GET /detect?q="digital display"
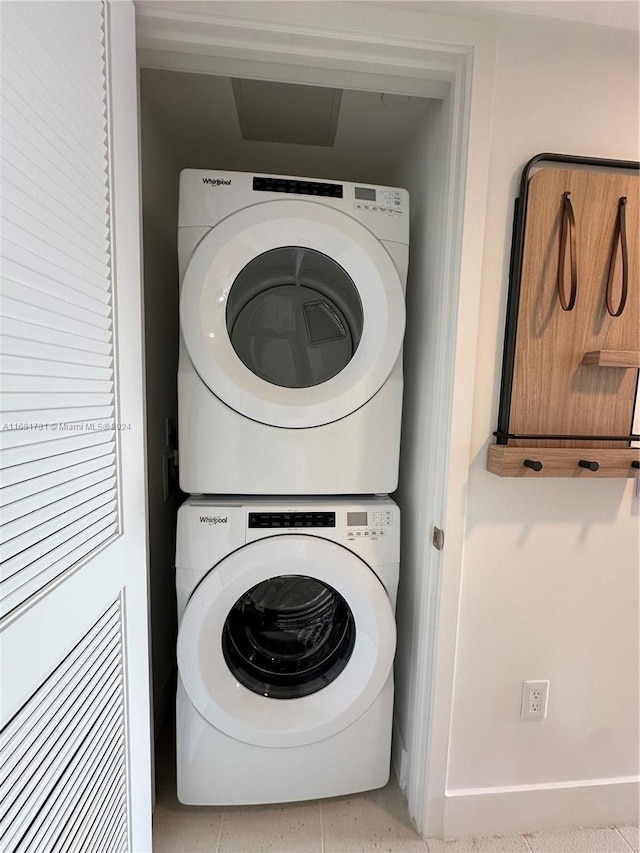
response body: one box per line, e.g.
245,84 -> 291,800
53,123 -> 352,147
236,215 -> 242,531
354,187 -> 376,201
347,512 -> 368,527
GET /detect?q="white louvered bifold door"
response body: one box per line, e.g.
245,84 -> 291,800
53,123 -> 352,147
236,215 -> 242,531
0,0 -> 118,616
0,602 -> 128,852
0,3 -> 152,851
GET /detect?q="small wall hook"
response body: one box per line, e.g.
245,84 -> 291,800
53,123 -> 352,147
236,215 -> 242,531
523,459 -> 543,471
606,196 -> 628,317
557,191 -> 577,311
631,460 -> 640,470
578,459 -> 600,471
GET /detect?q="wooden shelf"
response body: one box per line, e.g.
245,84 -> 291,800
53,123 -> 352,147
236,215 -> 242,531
582,350 -> 640,368
498,165 -> 639,455
492,159 -> 639,481
487,445 -> 640,478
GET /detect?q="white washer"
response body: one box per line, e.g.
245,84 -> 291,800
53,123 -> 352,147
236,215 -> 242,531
176,496 -> 399,805
178,170 -> 409,495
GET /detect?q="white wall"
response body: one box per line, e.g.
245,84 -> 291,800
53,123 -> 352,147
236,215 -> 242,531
139,99 -> 181,735
443,12 -> 639,836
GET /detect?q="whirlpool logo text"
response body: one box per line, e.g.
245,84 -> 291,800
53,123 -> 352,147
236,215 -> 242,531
199,516 -> 228,524
202,178 -> 231,186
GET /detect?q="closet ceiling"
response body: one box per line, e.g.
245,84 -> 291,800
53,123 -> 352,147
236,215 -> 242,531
140,69 -> 438,185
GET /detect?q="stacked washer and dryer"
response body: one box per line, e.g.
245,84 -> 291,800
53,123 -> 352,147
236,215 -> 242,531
175,170 -> 409,805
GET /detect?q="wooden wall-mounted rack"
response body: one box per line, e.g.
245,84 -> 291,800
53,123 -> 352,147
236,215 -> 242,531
489,153 -> 639,478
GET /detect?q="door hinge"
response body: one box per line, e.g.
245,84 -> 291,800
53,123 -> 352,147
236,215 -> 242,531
432,526 -> 445,551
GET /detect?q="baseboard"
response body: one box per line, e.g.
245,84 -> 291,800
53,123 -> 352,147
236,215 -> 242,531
443,777 -> 640,839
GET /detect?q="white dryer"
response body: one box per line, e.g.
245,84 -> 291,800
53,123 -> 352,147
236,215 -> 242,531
178,170 -> 409,495
176,496 -> 399,805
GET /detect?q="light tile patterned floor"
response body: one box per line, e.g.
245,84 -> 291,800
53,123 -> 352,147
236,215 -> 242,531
152,727 -> 639,853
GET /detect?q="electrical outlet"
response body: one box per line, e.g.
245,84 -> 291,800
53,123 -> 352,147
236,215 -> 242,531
520,680 -> 549,721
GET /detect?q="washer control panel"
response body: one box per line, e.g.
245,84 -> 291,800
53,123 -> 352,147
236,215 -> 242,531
346,508 -> 394,541
240,501 -> 399,554
354,185 -> 404,216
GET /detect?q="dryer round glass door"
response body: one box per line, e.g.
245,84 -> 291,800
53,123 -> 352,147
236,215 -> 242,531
226,248 -> 363,389
180,200 -> 405,428
176,535 -> 396,748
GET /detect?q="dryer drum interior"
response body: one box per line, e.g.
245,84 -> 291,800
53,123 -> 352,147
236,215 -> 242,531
222,574 -> 356,699
226,247 -> 364,389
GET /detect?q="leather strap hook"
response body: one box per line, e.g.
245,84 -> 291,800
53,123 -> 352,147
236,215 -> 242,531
557,191 -> 577,311
606,196 -> 628,318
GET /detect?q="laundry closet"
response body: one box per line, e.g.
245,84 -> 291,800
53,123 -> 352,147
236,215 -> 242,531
3,4 -> 636,846
138,58 -> 456,806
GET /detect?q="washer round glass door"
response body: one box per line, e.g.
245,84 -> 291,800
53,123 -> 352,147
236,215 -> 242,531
222,574 -> 356,699
180,200 -> 405,428
176,535 -> 396,748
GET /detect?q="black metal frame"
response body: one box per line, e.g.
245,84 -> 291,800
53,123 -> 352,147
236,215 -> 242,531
495,153 -> 640,446
494,432 -> 640,442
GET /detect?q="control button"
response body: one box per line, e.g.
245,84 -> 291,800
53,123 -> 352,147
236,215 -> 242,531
363,530 -> 370,537
355,531 -> 362,537
378,529 -> 386,536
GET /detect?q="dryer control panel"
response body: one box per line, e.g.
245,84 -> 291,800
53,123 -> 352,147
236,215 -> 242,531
249,512 -> 335,528
354,186 -> 405,217
178,170 -> 409,245
253,176 -> 342,198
